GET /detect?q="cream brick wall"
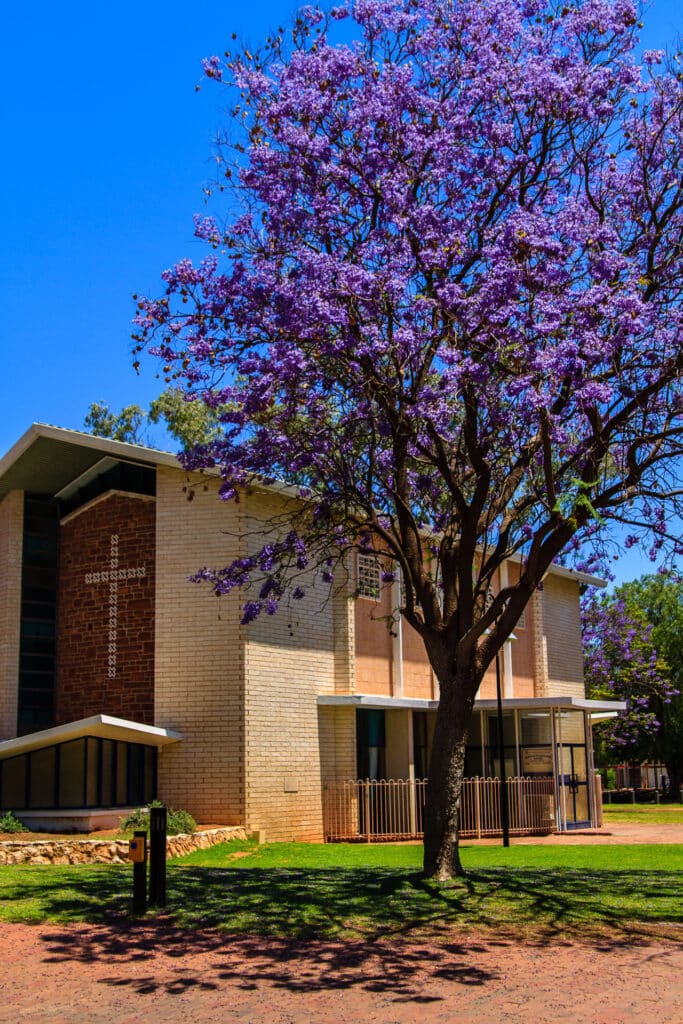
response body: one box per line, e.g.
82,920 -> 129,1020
543,575 -> 586,698
530,588 -> 550,698
154,467 -> 246,825
319,706 -> 356,782
0,491 -> 23,740
242,489 -> 337,842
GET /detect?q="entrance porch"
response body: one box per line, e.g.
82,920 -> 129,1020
318,695 -> 622,841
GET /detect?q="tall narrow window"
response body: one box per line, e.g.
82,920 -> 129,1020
357,554 -> 381,599
413,711 -> 428,779
356,709 -> 386,780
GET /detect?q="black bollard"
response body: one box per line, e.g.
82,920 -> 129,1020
130,830 -> 147,914
149,805 -> 167,907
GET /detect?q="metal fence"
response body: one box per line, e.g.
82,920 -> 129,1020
323,776 -> 556,842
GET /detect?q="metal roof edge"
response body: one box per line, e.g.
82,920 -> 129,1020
0,714 -> 182,760
318,694 -> 626,713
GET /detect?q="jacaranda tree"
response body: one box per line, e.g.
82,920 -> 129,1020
135,0 -> 683,878
583,575 -> 683,793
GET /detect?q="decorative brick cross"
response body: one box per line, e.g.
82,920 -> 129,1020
84,534 -> 146,678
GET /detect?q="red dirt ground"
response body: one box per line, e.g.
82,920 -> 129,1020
1,821 -> 681,1023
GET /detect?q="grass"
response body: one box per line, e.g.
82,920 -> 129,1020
0,840 -> 681,943
602,803 -> 683,824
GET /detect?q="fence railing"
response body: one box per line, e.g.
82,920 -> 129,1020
323,776 -> 556,842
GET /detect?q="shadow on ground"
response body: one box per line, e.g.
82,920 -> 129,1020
36,922 -> 503,1002
1,863 -> 681,1002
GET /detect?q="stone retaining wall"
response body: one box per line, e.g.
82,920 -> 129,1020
0,825 -> 247,866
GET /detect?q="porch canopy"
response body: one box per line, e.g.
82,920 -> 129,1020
317,694 -> 625,716
0,715 -> 181,816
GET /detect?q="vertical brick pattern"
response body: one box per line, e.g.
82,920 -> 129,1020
243,491 -> 336,842
0,491 -> 23,739
543,575 -> 586,697
332,569 -> 356,695
56,492 -> 155,725
530,588 -> 550,698
154,467 -> 246,827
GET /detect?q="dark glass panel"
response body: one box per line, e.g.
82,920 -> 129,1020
1,756 -> 27,810
58,740 -> 86,808
29,748 -> 56,808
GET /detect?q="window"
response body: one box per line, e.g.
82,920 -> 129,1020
357,554 -> 381,600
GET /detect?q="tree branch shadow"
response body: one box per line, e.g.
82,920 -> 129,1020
2,862 -> 681,1001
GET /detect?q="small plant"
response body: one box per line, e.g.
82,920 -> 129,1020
119,802 -> 197,836
167,808 -> 197,836
0,811 -> 28,834
118,806 -> 151,832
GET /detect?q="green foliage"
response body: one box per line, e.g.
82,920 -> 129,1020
166,808 -> 197,836
617,574 -> 683,792
84,401 -> 146,444
148,387 -> 223,449
84,389 -> 222,451
119,802 -> 197,837
0,811 -> 28,833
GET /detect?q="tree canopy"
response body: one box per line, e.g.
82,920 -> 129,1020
584,574 -> 683,793
84,390 -> 223,450
134,0 -> 683,877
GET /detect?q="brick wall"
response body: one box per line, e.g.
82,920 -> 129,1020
354,589 -> 393,695
319,706 -> 356,781
56,491 -> 155,725
543,575 -> 586,698
154,466 -> 246,827
402,620 -> 435,699
0,491 -> 23,739
242,489 -> 337,842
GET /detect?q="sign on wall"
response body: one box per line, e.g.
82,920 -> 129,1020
521,747 -> 554,774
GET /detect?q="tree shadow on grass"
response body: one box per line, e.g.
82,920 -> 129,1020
2,863 -> 681,1001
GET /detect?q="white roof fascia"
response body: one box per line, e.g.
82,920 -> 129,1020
317,695 -> 439,711
0,715 -> 182,760
317,694 -> 626,714
30,423 -> 180,468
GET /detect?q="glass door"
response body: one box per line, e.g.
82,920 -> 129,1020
557,711 -> 590,828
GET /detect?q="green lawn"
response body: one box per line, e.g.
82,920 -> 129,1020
602,803 -> 683,824
0,840 -> 681,943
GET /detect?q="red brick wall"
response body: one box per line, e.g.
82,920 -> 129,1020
56,492 -> 155,725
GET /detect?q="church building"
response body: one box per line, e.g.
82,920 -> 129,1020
0,424 -> 622,840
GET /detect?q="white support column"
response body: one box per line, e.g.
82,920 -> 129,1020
391,574 -> 403,698
408,710 -> 417,834
500,561 -> 514,698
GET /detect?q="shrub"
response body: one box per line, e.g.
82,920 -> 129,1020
119,802 -> 197,836
167,808 -> 197,835
0,811 -> 28,833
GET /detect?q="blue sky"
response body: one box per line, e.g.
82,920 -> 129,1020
1,0 -> 680,586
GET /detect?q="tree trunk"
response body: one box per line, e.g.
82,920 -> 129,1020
422,670 -> 477,880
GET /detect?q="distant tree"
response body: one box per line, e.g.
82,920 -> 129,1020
84,401 -> 146,444
135,0 -> 683,878
583,575 -> 682,794
84,389 -> 221,450
148,388 -> 223,449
